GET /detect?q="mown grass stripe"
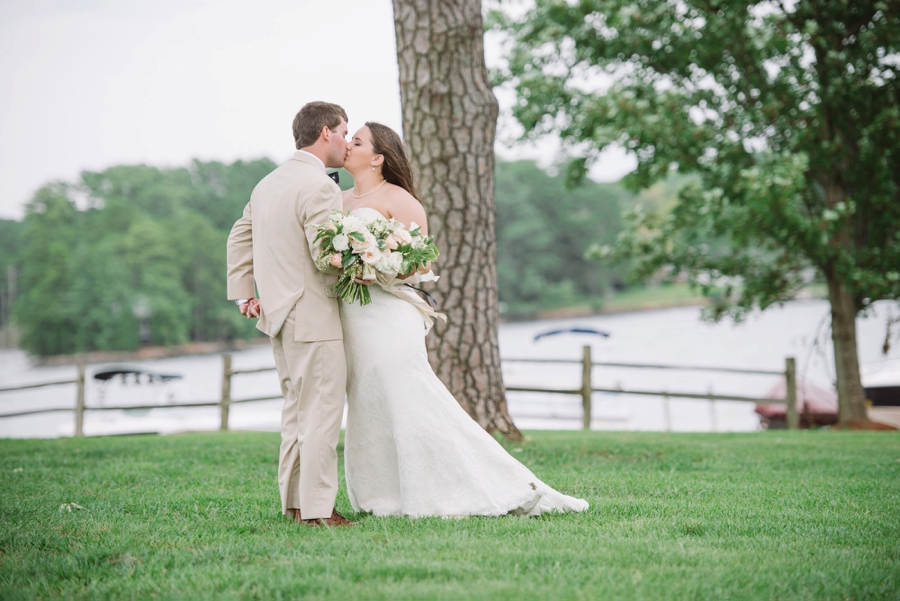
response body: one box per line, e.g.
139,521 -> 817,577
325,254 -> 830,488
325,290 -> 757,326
0,430 -> 897,600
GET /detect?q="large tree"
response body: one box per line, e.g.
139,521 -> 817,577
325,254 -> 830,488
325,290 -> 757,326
497,0 -> 900,425
393,0 -> 521,439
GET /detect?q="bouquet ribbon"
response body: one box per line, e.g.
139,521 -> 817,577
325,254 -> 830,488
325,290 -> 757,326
375,272 -> 447,333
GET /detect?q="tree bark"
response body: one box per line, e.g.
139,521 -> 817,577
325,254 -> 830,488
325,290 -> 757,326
818,168 -> 869,424
392,0 -> 521,440
825,268 -> 869,423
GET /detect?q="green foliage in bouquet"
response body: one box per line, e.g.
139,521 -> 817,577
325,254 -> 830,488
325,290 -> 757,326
314,211 -> 439,306
313,216 -> 371,305
395,223 -> 440,277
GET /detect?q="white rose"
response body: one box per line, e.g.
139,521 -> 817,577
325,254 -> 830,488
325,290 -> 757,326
388,252 -> 404,273
375,251 -> 402,274
361,248 -> 382,265
332,233 -> 350,251
384,233 -> 401,250
341,215 -> 364,232
375,255 -> 393,273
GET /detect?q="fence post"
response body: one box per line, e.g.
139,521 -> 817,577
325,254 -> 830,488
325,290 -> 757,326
220,354 -> 232,431
581,345 -> 592,431
785,357 -> 798,430
663,392 -> 672,432
708,386 -> 717,432
74,361 -> 85,437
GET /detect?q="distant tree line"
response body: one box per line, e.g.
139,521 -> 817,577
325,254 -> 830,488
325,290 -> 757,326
1,158 -> 636,356
495,160 -> 627,315
3,159 -> 277,355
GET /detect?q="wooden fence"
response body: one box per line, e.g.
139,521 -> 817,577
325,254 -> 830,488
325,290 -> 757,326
0,348 -> 798,436
504,346 -> 798,430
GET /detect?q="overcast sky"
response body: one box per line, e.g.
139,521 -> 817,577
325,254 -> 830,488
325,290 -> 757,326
0,0 -> 635,220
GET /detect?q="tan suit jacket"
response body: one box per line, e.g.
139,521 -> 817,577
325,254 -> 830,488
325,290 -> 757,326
227,151 -> 347,518
226,152 -> 342,341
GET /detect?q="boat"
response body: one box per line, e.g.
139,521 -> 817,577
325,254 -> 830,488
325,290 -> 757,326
755,378 -> 838,428
90,365 -> 185,409
93,367 -> 182,384
754,360 -> 900,429
862,359 -> 900,428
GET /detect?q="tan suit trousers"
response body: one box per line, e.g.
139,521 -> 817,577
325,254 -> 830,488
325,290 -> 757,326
271,305 -> 347,520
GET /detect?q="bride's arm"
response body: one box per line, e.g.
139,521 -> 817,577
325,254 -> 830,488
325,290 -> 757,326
386,192 -> 436,278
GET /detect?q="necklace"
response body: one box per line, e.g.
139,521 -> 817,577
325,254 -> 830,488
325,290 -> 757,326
351,178 -> 387,198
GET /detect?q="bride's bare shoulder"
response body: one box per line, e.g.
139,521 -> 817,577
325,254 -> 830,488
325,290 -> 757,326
384,184 -> 422,210
383,184 -> 427,230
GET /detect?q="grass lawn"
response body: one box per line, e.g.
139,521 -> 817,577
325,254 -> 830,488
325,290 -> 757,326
1,430 -> 898,600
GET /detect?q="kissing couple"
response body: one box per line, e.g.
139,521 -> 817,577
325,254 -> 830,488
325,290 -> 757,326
226,101 -> 588,526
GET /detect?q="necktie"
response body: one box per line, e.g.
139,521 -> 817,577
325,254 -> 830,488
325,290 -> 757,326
328,171 -> 340,185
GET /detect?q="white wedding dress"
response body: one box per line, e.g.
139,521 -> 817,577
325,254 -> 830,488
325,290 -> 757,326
340,207 -> 589,518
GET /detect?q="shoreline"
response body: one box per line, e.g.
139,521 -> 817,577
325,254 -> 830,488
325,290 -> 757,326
18,292 -> 826,365
26,301 -> 705,366
32,337 -> 271,367
500,297 -> 709,323
505,284 -> 828,322
533,298 -> 708,321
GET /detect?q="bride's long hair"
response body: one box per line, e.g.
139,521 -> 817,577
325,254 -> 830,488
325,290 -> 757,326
366,122 -> 420,201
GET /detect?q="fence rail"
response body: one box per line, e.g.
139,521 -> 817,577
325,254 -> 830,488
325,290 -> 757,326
0,349 -> 798,436
504,347 -> 798,430
504,357 -> 784,376
0,379 -> 80,393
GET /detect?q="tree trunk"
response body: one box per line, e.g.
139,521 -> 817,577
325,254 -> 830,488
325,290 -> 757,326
825,268 -> 869,423
392,0 -> 521,440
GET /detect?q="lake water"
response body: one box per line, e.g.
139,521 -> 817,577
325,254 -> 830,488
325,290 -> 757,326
2,299 -> 898,438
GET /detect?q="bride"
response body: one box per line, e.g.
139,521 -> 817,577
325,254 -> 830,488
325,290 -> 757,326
339,122 -> 588,518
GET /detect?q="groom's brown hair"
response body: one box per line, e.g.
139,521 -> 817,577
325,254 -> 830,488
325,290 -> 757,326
293,102 -> 348,149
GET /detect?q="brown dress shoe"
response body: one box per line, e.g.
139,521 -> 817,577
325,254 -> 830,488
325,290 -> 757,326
303,509 -> 357,527
291,508 -> 302,523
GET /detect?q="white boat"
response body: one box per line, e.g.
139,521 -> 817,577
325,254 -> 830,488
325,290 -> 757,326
862,359 -> 900,428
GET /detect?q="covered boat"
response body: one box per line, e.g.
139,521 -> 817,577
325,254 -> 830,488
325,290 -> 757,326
755,378 -> 839,428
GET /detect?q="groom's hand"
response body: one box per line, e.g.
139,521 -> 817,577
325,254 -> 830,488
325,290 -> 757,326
239,298 -> 261,318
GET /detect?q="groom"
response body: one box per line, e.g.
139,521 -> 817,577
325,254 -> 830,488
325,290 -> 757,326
226,101 -> 353,527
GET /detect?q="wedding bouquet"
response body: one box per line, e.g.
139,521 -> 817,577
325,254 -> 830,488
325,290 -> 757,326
313,210 -> 440,305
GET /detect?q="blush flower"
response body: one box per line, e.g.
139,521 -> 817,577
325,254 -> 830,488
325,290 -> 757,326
395,228 -> 413,245
351,232 -> 377,252
361,248 -> 383,265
